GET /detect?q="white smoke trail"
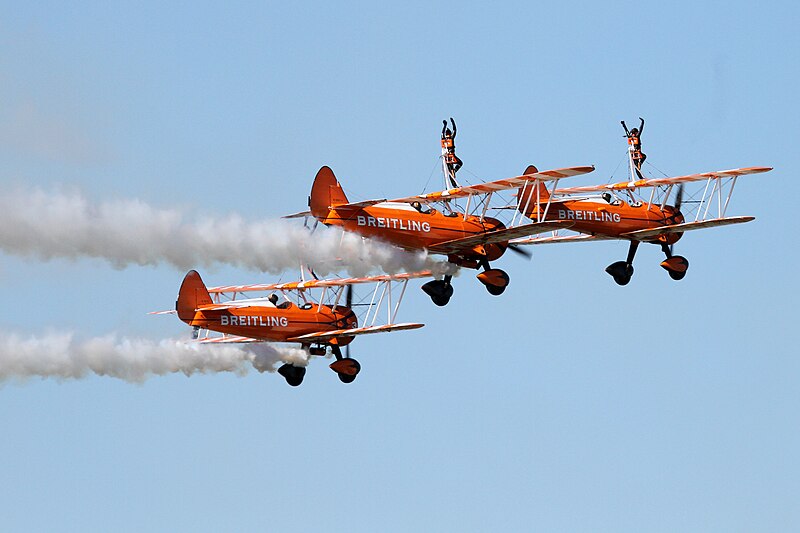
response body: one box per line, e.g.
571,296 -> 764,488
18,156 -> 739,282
0,332 -> 310,384
0,186 -> 454,277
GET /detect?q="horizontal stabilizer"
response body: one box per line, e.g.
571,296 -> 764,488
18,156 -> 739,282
283,210 -> 312,219
429,221 -> 574,255
621,216 -> 755,240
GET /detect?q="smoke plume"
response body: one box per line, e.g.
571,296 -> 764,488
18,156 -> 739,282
0,186 -> 453,277
0,332 -> 310,384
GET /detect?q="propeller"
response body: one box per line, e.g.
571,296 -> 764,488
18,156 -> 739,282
668,183 -> 684,256
508,243 -> 533,259
345,284 -> 353,359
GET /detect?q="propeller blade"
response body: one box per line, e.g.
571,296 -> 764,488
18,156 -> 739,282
346,284 -> 353,308
674,183 -> 684,212
345,343 -> 350,359
508,243 -> 533,259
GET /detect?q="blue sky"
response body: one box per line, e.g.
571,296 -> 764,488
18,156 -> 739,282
1,1 -> 798,531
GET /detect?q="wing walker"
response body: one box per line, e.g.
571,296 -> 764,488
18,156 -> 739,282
156,117 -> 770,385
511,119 -> 771,284
289,131 -> 594,305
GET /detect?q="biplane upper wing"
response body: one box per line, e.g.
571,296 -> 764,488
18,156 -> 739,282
389,166 -> 596,205
553,167 -> 772,195
428,221 -> 574,255
288,323 -> 424,342
207,271 -> 433,294
621,216 -> 755,240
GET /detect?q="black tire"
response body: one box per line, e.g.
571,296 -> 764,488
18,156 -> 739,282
613,274 -> 631,286
668,269 -> 686,281
285,366 -> 306,387
486,284 -> 506,296
431,294 -> 451,306
338,372 -> 357,384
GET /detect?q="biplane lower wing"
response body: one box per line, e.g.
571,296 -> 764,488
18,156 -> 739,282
512,233 -> 617,245
429,221 -> 574,254
288,323 -> 425,342
196,335 -> 261,344
621,216 -> 755,240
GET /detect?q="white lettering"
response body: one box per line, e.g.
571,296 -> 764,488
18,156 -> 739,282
377,218 -> 386,228
367,216 -> 376,227
558,209 -> 566,219
221,315 -> 229,326
422,222 -> 431,232
357,215 -> 366,226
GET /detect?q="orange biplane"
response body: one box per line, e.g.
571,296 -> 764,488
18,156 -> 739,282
511,145 -> 772,284
154,269 -> 429,386
288,164 -> 594,305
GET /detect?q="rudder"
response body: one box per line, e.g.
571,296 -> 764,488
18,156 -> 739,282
517,165 -> 549,215
176,270 -> 212,323
309,166 -> 349,219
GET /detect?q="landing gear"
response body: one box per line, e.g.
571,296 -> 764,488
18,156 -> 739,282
277,363 -> 306,387
329,345 -> 361,384
660,243 -> 689,281
421,275 -> 454,306
605,241 -> 639,285
476,260 -> 510,296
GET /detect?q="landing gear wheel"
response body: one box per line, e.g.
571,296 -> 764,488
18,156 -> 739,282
605,261 -> 634,286
338,372 -> 357,384
277,363 -> 306,387
421,279 -> 453,306
660,256 -> 689,281
486,284 -> 506,296
668,269 -> 686,281
476,268 -> 509,296
329,357 -> 361,384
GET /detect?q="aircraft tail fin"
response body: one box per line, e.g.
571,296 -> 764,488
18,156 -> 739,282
176,270 -> 213,323
309,166 -> 349,219
517,165 -> 550,215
